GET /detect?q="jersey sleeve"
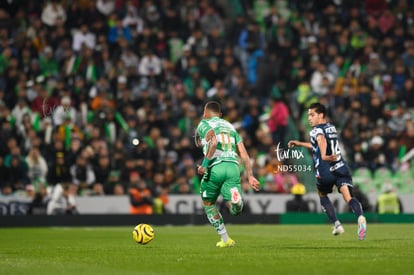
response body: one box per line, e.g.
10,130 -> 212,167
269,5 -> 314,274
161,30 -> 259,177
196,121 -> 209,156
310,127 -> 324,140
197,120 -> 209,138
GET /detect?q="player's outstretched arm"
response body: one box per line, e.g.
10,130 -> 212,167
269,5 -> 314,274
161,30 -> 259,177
237,142 -> 260,191
287,140 -> 312,149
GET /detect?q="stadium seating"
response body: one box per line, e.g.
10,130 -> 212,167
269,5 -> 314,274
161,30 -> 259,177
353,167 -> 373,194
392,169 -> 414,194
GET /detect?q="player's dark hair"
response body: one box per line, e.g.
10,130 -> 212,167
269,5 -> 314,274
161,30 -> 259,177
309,102 -> 327,117
205,101 -> 221,113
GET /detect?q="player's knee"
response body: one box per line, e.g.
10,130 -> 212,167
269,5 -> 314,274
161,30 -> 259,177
203,200 -> 214,206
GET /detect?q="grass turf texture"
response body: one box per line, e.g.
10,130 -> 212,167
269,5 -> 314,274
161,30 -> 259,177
1,224 -> 414,275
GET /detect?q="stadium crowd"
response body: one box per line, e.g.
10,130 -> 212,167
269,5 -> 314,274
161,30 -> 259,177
0,0 -> 414,213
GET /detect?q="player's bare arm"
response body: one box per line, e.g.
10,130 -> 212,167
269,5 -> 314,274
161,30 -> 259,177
237,142 -> 260,191
316,134 -> 337,162
197,129 -> 217,175
287,140 -> 312,149
204,129 -> 218,159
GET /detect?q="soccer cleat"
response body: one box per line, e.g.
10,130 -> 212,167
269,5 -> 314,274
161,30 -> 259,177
216,238 -> 235,248
358,215 -> 367,240
230,188 -> 241,205
332,225 -> 345,236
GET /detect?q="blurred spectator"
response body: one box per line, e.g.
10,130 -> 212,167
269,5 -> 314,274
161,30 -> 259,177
108,18 -> 132,45
237,21 -> 265,79
267,95 -> 289,146
90,182 -> 105,196
93,154 -> 112,193
72,24 -> 96,52
204,57 -> 223,87
52,96 -> 77,127
378,9 -> 395,37
96,0 -> 115,17
47,151 -> 71,185
46,183 -> 78,215
122,2 -> 144,38
263,173 -> 277,193
56,117 -> 84,149
310,63 -> 334,97
375,184 -> 403,214
119,157 -> 139,186
128,172 -> 153,215
184,165 -> 199,194
200,5 -> 224,35
4,147 -> 29,191
401,40 -> 414,70
274,168 -> 299,194
41,0 -> 66,28
365,0 -> 387,17
31,85 -> 59,119
25,147 -> 48,184
365,52 -> 387,81
63,137 -> 81,168
11,97 -> 31,132
241,174 -> 256,194
26,184 -> 48,215
39,46 -> 58,78
171,176 -> 191,194
70,155 -> 96,194
112,182 -> 125,195
120,47 -> 139,77
285,183 -> 310,212
385,138 -> 401,171
175,45 -> 193,78
141,0 -> 161,30
334,71 -> 358,109
365,136 -> 387,172
138,50 -> 163,84
0,184 -> 14,197
184,66 -> 210,97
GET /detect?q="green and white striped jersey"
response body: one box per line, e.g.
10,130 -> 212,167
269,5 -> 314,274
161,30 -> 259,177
196,116 -> 241,167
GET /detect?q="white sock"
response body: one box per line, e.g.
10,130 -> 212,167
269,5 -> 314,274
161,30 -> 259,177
218,225 -> 229,242
220,232 -> 229,242
334,220 -> 341,227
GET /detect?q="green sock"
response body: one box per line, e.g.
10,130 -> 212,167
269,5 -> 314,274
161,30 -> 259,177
203,204 -> 228,241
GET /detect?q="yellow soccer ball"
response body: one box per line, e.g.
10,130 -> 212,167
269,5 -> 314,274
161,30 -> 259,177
132,224 -> 155,245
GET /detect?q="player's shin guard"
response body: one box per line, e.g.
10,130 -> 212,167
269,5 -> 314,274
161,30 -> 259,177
203,204 -> 227,235
349,198 -> 363,217
320,196 -> 339,224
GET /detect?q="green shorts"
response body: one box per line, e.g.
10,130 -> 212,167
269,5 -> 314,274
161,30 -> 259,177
200,161 -> 242,202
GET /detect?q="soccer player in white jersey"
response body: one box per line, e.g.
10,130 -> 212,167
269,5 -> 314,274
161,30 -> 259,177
196,101 -> 260,247
288,102 -> 367,240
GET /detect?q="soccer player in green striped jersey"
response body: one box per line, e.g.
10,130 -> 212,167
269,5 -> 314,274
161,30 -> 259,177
196,101 -> 260,248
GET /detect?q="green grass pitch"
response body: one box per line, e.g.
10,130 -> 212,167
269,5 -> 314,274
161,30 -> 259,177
1,224 -> 414,275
